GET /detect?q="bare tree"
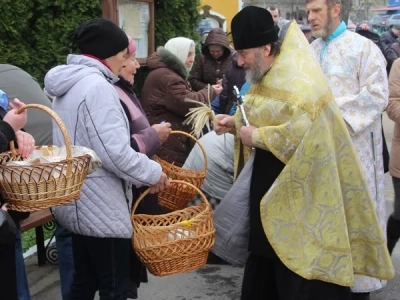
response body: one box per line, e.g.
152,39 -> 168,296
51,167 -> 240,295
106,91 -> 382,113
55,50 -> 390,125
341,0 -> 353,24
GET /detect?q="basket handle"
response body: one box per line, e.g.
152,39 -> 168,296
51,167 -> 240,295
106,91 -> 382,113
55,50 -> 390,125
132,180 -> 211,214
8,140 -> 19,158
169,131 -> 208,173
14,104 -> 73,175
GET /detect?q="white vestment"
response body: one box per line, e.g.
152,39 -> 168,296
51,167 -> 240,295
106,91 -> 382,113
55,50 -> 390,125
311,29 -> 388,293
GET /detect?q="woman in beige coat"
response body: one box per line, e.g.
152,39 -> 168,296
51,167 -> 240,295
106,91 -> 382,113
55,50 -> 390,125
386,58 -> 400,254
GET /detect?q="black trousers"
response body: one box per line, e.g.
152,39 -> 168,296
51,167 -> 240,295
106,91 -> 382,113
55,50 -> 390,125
241,253 -> 352,300
0,243 -> 18,300
69,233 -> 131,300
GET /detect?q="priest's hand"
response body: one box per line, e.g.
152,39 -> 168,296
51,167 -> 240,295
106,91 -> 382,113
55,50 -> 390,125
240,125 -> 256,148
213,114 -> 234,135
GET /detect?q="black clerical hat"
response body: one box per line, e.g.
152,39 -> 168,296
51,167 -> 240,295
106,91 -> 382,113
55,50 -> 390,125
231,6 -> 278,50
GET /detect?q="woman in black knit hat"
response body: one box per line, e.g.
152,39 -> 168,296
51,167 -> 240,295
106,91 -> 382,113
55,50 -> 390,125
44,18 -> 168,300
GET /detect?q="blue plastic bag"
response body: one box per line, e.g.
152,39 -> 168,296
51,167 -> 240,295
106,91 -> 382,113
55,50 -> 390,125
0,90 -> 10,111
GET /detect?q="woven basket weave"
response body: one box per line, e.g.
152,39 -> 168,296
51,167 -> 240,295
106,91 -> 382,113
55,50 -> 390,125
132,180 -> 215,276
0,104 -> 92,212
155,131 -> 207,211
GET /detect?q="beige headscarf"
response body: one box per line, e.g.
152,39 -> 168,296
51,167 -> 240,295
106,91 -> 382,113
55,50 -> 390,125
164,37 -> 196,71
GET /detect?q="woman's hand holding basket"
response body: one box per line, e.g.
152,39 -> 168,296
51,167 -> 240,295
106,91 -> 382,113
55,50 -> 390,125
15,131 -> 35,159
3,99 -> 27,132
149,172 -> 170,194
0,103 -> 94,212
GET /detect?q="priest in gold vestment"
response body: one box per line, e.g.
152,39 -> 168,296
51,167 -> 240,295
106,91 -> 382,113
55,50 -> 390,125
213,6 -> 394,300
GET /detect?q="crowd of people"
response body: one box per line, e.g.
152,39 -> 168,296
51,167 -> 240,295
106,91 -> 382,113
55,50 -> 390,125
1,0 -> 400,299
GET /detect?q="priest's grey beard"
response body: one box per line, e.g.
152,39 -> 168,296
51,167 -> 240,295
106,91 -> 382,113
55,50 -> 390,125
245,49 -> 270,84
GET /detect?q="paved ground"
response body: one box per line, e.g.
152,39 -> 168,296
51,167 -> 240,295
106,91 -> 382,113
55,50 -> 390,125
27,115 -> 400,300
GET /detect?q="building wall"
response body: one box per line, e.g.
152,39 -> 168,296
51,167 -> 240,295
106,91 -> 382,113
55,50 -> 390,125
243,0 -> 308,22
200,0 -> 241,32
198,0 -> 310,33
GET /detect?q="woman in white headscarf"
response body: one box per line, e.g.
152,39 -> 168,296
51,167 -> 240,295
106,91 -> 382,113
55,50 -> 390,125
141,37 -> 222,166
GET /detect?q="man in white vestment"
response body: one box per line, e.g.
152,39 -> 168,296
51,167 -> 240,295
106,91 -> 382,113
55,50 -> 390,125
307,0 -> 389,299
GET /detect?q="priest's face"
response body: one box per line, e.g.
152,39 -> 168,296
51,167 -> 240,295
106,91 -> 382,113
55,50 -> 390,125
237,46 -> 273,84
307,0 -> 340,39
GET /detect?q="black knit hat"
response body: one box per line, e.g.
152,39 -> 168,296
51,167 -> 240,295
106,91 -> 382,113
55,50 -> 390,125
71,18 -> 129,59
231,6 -> 278,50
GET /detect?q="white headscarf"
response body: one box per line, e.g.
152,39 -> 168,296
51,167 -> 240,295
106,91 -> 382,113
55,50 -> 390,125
164,37 -> 196,71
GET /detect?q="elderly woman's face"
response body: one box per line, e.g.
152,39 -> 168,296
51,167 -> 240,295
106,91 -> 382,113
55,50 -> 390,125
106,48 -> 130,76
209,46 -> 224,59
120,52 -> 140,84
186,48 -> 196,69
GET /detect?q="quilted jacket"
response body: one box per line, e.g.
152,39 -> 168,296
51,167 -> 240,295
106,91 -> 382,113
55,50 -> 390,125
44,55 -> 162,238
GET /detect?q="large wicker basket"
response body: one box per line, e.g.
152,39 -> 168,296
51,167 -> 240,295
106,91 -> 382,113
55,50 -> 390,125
155,131 -> 207,211
0,104 -> 92,212
132,180 -> 215,276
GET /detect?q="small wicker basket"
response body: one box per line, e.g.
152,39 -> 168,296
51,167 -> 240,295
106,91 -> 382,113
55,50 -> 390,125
132,180 -> 215,277
0,104 -> 92,212
155,131 -> 207,211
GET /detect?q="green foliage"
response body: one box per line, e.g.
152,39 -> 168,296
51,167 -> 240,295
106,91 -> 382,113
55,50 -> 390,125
28,0 -> 102,82
0,0 -> 102,85
0,0 -> 35,72
0,0 -> 201,92
154,0 -> 201,47
134,0 -> 202,95
22,227 -> 55,253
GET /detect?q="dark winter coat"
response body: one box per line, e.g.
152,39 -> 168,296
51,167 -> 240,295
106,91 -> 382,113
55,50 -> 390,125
381,29 -> 398,48
141,47 -> 216,167
0,119 -> 18,300
386,42 -> 400,74
115,79 -> 160,158
189,28 -> 232,91
219,52 -> 246,114
275,24 -> 280,35
115,78 -> 161,298
0,118 -> 16,212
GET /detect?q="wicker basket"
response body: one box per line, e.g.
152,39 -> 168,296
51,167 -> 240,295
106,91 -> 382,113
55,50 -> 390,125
155,131 -> 207,211
0,104 -> 92,212
132,180 -> 215,276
